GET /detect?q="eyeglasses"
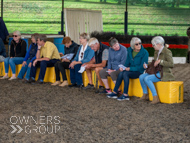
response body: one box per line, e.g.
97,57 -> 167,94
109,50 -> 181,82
135,43 -> 141,46
80,52 -> 84,59
13,35 -> 18,37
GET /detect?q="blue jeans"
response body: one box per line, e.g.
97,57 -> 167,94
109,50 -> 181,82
4,57 -> 24,74
139,73 -> 161,96
70,64 -> 83,85
30,59 -> 60,81
17,59 -> 31,80
113,71 -> 141,94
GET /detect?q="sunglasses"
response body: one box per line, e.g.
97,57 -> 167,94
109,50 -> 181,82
13,35 -> 18,37
135,43 -> 141,46
80,52 -> 84,59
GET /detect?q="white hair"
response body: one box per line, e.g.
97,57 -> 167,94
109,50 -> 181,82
151,36 -> 165,46
130,37 -> 141,49
13,31 -> 21,36
88,37 -> 99,46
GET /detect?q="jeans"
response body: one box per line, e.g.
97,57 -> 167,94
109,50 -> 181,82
113,71 -> 141,94
4,57 -> 24,74
17,59 -> 31,80
69,64 -> 83,85
139,73 -> 161,96
54,61 -> 70,81
30,59 -> 60,81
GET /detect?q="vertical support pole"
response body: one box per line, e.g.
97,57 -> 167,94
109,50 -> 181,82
124,0 -> 128,35
1,0 -> 3,19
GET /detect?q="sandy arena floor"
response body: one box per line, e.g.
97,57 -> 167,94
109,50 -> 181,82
0,64 -> 190,143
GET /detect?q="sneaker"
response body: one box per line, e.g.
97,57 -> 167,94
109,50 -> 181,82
68,83 -> 77,87
8,77 -> 17,80
107,92 -> 118,99
99,88 -> 112,94
117,94 -> 130,101
83,83 -> 94,90
95,85 -> 105,93
75,84 -> 84,88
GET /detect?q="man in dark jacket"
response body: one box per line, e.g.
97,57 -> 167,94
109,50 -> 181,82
82,37 -> 109,90
0,38 -> 6,62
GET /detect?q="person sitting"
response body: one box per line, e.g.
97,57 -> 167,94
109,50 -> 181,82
139,36 -> 175,104
0,38 -> 6,62
1,31 -> 26,80
107,37 -> 149,101
69,32 -> 94,88
51,36 -> 79,87
82,37 -> 109,90
29,34 -> 60,84
99,37 -> 127,94
17,33 -> 39,81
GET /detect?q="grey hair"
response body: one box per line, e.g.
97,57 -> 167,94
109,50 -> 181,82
109,37 -> 118,47
88,37 -> 99,46
80,32 -> 90,41
151,36 -> 165,46
130,37 -> 141,49
13,31 -> 21,36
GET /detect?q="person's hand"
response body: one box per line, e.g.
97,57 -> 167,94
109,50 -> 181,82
119,67 -> 123,72
61,58 -> 65,62
38,45 -> 41,49
143,63 -> 148,69
125,67 -> 130,71
108,69 -> 115,75
22,61 -> 27,67
82,63 -> 87,67
59,53 -> 64,57
154,59 -> 160,67
33,59 -> 38,67
85,64 -> 93,69
69,61 -> 75,69
28,62 -> 32,67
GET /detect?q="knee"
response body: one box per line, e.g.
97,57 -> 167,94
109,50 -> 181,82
40,61 -> 47,68
94,67 -> 101,74
4,58 -> 9,63
139,74 -> 144,81
99,69 -> 106,78
144,76 -> 150,84
9,58 -> 15,64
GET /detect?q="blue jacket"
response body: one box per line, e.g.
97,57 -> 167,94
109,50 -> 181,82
0,38 -> 6,57
124,45 -> 149,74
0,17 -> 9,41
23,43 -> 38,63
73,45 -> 94,64
107,44 -> 127,70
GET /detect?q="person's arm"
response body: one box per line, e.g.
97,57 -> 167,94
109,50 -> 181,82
10,41 -> 14,57
0,38 -> 4,53
107,48 -> 111,70
159,49 -> 174,68
115,47 -> 127,71
130,51 -> 149,72
23,44 -> 32,61
15,40 -> 26,57
36,45 -> 41,59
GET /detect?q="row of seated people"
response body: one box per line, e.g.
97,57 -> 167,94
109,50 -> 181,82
0,31 -> 175,104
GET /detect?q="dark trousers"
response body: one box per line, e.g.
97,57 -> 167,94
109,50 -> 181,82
113,71 -> 141,94
30,59 -> 60,81
54,61 -> 70,81
69,64 -> 83,85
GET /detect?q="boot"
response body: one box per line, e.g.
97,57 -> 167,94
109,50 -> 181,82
151,96 -> 160,104
59,81 -> 68,87
51,81 -> 61,86
139,93 -> 149,100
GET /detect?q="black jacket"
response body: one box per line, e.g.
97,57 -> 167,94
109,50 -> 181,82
10,39 -> 27,57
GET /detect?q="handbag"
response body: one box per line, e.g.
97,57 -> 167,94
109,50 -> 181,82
145,60 -> 163,79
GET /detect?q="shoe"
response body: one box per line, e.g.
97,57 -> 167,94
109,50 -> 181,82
151,96 -> 160,104
117,94 -> 130,101
27,78 -> 35,83
8,77 -> 17,80
99,88 -> 112,94
75,84 -> 84,88
51,81 -> 61,86
139,93 -> 149,100
68,83 -> 77,87
107,92 -> 118,99
0,75 -> 9,79
59,81 -> 68,87
83,83 -> 94,90
118,90 -> 122,95
32,80 -> 43,85
95,85 -> 104,93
